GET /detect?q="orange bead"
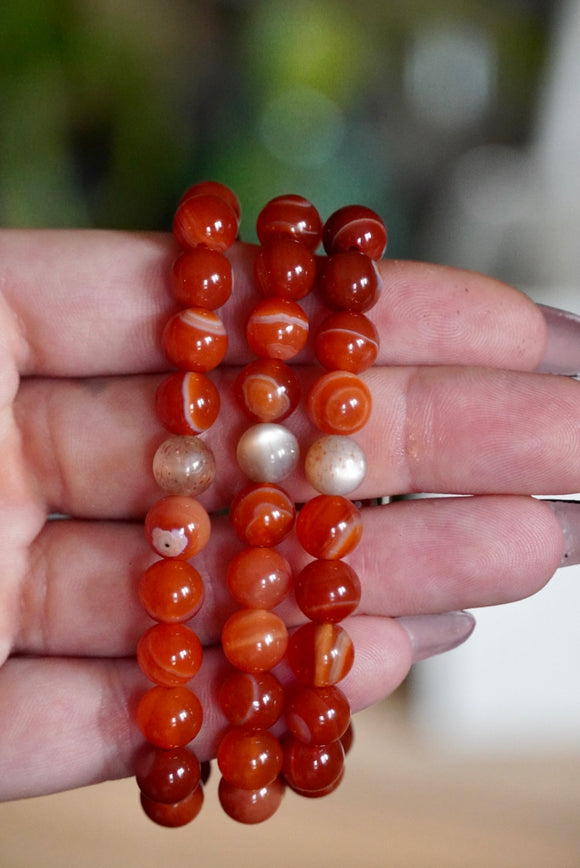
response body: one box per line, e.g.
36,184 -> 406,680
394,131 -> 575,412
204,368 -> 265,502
136,685 -> 203,748
155,371 -> 220,435
162,308 -> 227,372
218,777 -> 285,824
296,495 -> 362,559
226,546 -> 292,609
286,622 -> 354,686
285,683 -> 350,744
139,559 -> 204,623
314,311 -> 379,373
230,483 -> 295,547
246,298 -> 308,360
234,358 -> 300,422
217,728 -> 283,789
178,180 -> 241,221
145,496 -> 211,559
294,559 -> 361,622
173,193 -> 238,251
140,784 -> 204,827
254,237 -> 316,300
137,623 -> 203,686
172,248 -> 233,309
256,194 -> 322,250
307,370 -> 372,435
222,608 -> 288,672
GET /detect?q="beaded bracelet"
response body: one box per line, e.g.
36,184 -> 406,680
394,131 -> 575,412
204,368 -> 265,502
134,183 -> 386,827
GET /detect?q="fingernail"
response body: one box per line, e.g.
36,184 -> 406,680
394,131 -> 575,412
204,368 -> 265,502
544,499 -> 580,566
536,304 -> 580,375
396,611 -> 476,662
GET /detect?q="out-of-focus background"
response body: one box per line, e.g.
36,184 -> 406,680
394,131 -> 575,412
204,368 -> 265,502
1,1 -> 580,865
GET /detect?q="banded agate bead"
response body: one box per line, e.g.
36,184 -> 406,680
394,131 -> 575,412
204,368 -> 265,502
282,735 -> 345,793
137,623 -> 203,686
318,250 -> 381,313
178,180 -> 241,221
173,193 -> 238,252
172,248 -> 232,310
294,559 -> 361,623
135,745 -> 201,804
236,423 -> 299,483
296,495 -> 362,560
136,685 -> 203,748
286,622 -> 355,686
314,311 -> 379,373
217,728 -> 283,789
138,559 -> 204,623
254,237 -> 316,300
304,435 -> 367,496
140,785 -> 204,828
230,483 -> 295,547
218,777 -> 285,824
285,683 -> 351,745
155,371 -> 220,435
153,435 -> 216,496
307,370 -> 372,435
322,204 -> 387,260
234,358 -> 300,422
256,194 -> 322,250
221,608 -> 288,672
162,308 -> 227,372
246,298 -> 308,360
145,495 -> 211,559
226,546 -> 292,610
218,670 -> 285,729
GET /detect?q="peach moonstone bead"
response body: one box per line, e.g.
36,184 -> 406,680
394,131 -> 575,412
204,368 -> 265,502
153,435 -> 216,496
304,435 -> 367,496
236,423 -> 299,483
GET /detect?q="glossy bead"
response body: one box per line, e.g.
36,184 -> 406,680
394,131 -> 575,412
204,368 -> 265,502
217,728 -> 283,789
294,559 -> 361,623
137,623 -> 203,686
307,371 -> 372,435
296,495 -> 362,559
314,311 -> 379,373
285,683 -> 351,745
254,237 -> 316,300
236,423 -> 299,483
322,204 -> 387,260
256,194 -> 322,251
179,180 -> 241,221
289,767 -> 345,798
282,734 -> 345,793
230,483 -> 295,547
218,777 -> 285,824
173,193 -> 238,252
136,685 -> 203,748
172,248 -> 232,309
141,785 -> 204,827
226,546 -> 292,610
221,608 -> 288,672
135,745 -> 201,803
153,436 -> 216,497
162,308 -> 227,372
234,359 -> 300,422
145,495 -> 211,559
341,721 -> 354,755
155,371 -> 220,435
286,622 -> 355,686
305,435 -> 367,496
218,670 -> 285,729
318,251 -> 381,313
246,298 -> 308,360
139,559 -> 204,623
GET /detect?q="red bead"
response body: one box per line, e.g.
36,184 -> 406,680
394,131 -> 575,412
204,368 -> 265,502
139,560 -> 204,623
172,248 -> 233,309
173,194 -> 238,252
218,670 -> 285,729
254,237 -> 316,300
145,495 -> 211,559
307,370 -> 372,435
315,311 -> 379,373
221,608 -> 288,672
234,359 -> 300,422
227,546 -> 292,610
341,721 -> 355,755
218,777 -> 285,824
230,483 -> 295,547
296,495 -> 362,560
285,684 -> 351,745
246,298 -> 308,360
140,785 -> 204,827
282,734 -> 345,793
256,194 -> 322,251
294,559 -> 361,622
318,251 -> 381,312
286,622 -> 355,686
136,685 -> 203,748
135,745 -> 201,803
137,623 -> 203,686
323,204 -> 387,260
179,180 -> 241,221
155,371 -> 220,435
290,767 -> 345,798
162,308 -> 227,372
217,728 -> 283,789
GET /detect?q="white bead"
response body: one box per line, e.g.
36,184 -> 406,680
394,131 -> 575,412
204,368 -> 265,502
153,436 -> 216,496
236,423 -> 299,483
305,435 -> 367,495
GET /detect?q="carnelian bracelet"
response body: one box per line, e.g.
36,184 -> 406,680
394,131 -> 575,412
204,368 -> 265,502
134,183 -> 386,827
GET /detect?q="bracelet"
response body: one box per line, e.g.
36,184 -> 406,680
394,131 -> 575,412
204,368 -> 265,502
134,182 -> 386,827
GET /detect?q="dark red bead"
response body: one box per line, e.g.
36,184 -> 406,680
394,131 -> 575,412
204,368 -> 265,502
285,683 -> 351,745
178,180 -> 241,221
318,251 -> 381,312
282,734 -> 345,793
136,685 -> 203,748
218,776 -> 285,824
218,670 -> 285,729
135,745 -> 201,804
140,785 -> 204,827
173,194 -> 238,252
286,622 -> 354,686
314,311 -> 379,373
294,559 -> 361,622
323,204 -> 387,260
254,237 -> 317,300
256,195 -> 322,250
296,495 -> 362,560
172,248 -> 233,309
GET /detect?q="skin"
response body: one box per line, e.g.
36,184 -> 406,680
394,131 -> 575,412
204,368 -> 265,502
0,228 -> 576,800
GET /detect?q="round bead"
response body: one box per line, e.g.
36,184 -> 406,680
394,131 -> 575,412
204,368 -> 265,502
173,193 -> 238,252
254,237 -> 316,300
318,251 -> 381,313
218,670 -> 285,729
226,546 -> 292,610
323,204 -> 387,260
137,623 -> 203,686
305,435 -> 367,496
221,608 -> 288,672
282,734 -> 345,793
135,745 -> 201,804
341,721 -> 354,755
289,767 -> 345,799
136,685 -> 203,748
140,785 -> 204,828
246,298 -> 308,360
314,311 -> 379,373
296,495 -> 362,559
162,308 -> 227,372
307,371 -> 372,435
256,194 -> 322,251
139,559 -> 204,623
217,728 -> 283,789
294,559 -> 361,623
155,371 -> 220,435
230,483 -> 295,547
236,423 -> 299,483
218,777 -> 285,824
172,248 -> 233,309
285,683 -> 351,745
286,622 -> 355,686
179,180 -> 241,221
145,495 -> 211,559
153,436 -> 216,496
234,359 -> 300,422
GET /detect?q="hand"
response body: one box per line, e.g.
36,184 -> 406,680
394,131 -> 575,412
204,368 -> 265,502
0,228 -> 578,800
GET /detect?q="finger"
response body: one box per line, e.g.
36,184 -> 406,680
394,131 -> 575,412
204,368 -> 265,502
1,230 -> 547,377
